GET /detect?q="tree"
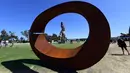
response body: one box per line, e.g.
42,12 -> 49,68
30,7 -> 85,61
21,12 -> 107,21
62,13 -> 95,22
51,33 -> 58,42
21,30 -> 29,41
9,31 -> 15,37
8,31 -> 18,42
44,33 -> 49,41
1,29 -> 9,40
0,36 -> 2,41
1,29 -> 8,36
44,33 -> 48,38
14,36 -> 18,41
9,31 -> 15,39
20,37 -> 25,43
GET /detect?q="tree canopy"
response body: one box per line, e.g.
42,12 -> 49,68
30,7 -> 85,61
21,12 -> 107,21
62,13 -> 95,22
21,30 -> 29,40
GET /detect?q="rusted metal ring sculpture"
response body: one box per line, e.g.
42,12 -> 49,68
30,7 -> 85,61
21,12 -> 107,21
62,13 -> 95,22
29,1 -> 110,70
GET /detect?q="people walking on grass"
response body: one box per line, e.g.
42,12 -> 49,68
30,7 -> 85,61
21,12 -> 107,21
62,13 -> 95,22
117,37 -> 130,55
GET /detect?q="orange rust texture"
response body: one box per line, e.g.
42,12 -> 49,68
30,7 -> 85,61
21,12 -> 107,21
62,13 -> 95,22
35,34 -> 82,58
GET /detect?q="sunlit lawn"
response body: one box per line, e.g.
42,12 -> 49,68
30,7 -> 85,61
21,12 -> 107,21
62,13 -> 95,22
0,42 -> 84,72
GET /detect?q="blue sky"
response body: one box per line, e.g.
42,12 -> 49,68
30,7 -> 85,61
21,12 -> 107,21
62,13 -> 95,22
0,0 -> 130,39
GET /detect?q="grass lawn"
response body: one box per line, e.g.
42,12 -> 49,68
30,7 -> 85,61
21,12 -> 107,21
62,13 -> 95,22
52,42 -> 84,49
0,42 -> 84,73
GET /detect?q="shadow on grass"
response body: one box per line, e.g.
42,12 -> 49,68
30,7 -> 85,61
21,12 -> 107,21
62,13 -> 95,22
1,59 -> 77,73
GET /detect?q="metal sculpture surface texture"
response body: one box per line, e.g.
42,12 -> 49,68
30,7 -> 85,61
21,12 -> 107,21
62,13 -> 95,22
29,1 -> 110,70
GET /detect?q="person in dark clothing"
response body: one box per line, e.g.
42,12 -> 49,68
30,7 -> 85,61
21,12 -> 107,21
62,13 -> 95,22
117,38 -> 130,55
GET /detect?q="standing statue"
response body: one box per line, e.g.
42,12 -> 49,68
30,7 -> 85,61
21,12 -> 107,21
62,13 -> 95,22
59,22 -> 66,43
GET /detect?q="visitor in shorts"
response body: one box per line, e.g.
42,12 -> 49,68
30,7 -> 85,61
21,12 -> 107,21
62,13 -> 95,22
117,37 -> 130,55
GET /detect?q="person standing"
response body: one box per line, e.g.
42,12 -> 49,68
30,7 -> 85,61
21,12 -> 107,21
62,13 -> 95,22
129,26 -> 130,46
117,37 -> 130,55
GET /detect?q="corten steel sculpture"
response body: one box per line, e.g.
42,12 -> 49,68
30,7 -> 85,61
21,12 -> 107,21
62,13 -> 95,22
29,1 -> 110,70
59,22 -> 66,43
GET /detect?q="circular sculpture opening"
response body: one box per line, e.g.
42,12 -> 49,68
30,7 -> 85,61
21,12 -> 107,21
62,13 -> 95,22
45,13 -> 89,49
29,1 -> 110,70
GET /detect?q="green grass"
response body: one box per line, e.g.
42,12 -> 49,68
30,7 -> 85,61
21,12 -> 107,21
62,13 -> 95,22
0,42 -> 84,72
0,43 -> 38,63
52,42 -> 84,49
0,42 -> 84,63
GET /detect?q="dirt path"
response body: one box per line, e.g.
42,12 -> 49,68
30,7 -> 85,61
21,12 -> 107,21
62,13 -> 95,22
78,42 -> 130,73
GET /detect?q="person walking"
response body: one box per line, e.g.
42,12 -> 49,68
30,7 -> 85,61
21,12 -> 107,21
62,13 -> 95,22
117,37 -> 130,55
